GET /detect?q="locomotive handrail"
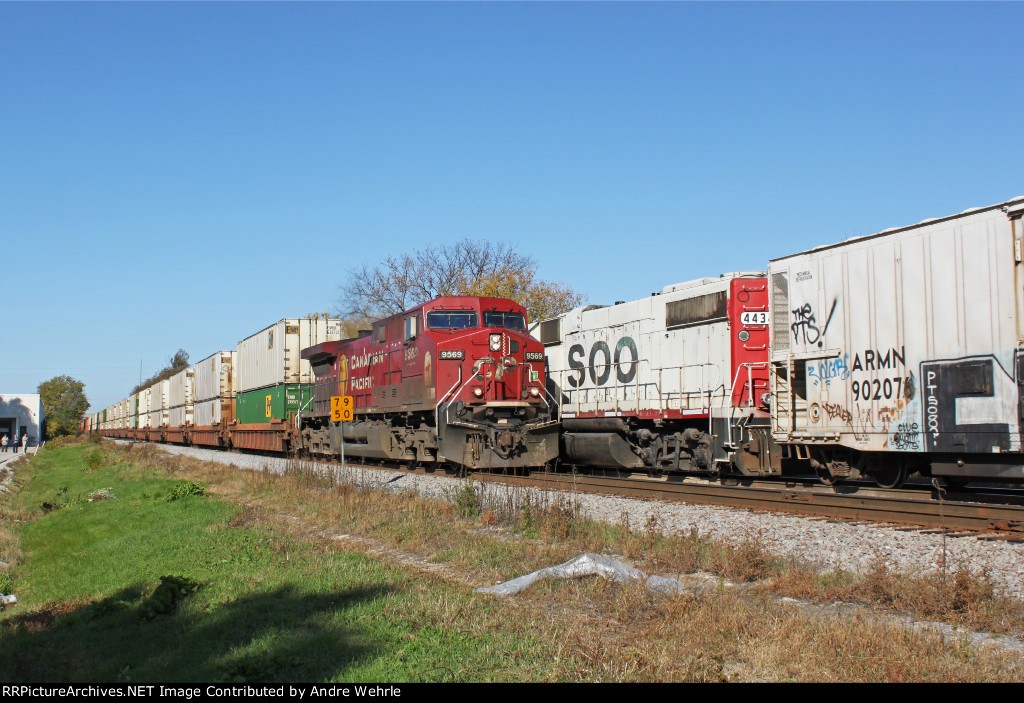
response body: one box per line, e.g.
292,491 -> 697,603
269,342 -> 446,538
729,361 -> 769,408
435,365 -> 467,460
524,363 -> 561,415
551,357 -> 728,416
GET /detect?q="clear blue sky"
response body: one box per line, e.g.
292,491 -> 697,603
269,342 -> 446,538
2,2 -> 1021,412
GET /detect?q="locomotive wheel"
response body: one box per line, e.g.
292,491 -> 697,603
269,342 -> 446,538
809,453 -> 837,486
814,464 -> 837,486
871,462 -> 908,489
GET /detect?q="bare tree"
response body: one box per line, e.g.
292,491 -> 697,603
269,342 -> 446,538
338,240 -> 584,324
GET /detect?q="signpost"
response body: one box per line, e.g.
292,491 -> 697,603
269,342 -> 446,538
331,396 -> 353,469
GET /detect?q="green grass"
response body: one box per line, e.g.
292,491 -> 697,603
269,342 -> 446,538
0,445 -> 548,683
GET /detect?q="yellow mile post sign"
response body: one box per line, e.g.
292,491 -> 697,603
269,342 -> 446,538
331,396 -> 353,422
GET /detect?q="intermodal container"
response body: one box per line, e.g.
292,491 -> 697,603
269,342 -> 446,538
234,385 -> 314,424
194,351 -> 236,401
236,318 -> 342,393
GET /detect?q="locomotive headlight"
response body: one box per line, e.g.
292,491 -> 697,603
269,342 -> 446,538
472,387 -> 485,398
528,387 -> 541,397
489,333 -> 502,352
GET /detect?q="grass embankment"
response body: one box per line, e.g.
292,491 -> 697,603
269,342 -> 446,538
1,438 -> 1023,682
0,440 -> 548,682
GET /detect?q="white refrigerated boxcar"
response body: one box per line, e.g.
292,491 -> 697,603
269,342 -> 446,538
768,196 -> 1024,486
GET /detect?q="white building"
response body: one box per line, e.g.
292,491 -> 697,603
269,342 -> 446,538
0,394 -> 45,447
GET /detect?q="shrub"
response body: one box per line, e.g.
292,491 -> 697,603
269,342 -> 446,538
166,481 -> 207,502
453,482 -> 481,519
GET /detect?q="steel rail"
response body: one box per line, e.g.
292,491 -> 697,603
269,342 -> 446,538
476,471 -> 1024,536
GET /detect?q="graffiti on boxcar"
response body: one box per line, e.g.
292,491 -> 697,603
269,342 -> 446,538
822,401 -> 852,424
807,353 -> 850,387
891,422 -> 921,450
851,404 -> 877,442
791,299 -> 837,348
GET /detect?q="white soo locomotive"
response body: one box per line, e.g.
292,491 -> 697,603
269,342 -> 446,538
536,273 -> 779,477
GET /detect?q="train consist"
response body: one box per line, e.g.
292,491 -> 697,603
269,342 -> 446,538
86,195 -> 1024,487
85,298 -> 558,472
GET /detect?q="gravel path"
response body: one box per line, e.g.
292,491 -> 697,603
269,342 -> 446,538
147,443 -> 1024,601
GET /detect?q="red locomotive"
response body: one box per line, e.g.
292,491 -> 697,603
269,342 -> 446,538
300,296 -> 559,470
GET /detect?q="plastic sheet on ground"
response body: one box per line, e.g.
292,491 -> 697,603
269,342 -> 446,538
476,553 -> 688,596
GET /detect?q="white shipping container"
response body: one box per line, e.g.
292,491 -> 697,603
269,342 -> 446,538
168,405 -> 193,427
168,369 -> 194,408
137,389 -> 151,428
150,380 -> 170,411
155,381 -> 170,427
194,397 -> 228,426
237,318 -> 342,392
127,393 -> 138,427
194,351 -> 237,402
768,196 -> 1024,461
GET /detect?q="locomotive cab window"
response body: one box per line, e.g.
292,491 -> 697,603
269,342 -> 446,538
484,310 -> 526,331
426,310 -> 478,330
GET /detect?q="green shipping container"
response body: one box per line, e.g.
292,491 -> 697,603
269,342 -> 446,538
235,385 -> 314,424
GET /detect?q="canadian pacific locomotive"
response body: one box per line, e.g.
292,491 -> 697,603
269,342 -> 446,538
299,296 -> 558,469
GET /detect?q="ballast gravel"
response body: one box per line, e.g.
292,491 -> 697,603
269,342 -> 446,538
147,443 -> 1024,601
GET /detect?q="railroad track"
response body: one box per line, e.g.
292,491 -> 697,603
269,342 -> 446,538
470,471 -> 1024,540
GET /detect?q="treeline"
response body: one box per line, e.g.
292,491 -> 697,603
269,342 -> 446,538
338,240 -> 586,326
131,349 -> 190,396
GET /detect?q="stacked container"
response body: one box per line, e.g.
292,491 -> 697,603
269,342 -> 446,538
137,388 -> 152,429
235,318 -> 341,424
193,351 -> 237,426
168,369 -> 194,428
151,380 -> 170,427
127,392 -> 138,429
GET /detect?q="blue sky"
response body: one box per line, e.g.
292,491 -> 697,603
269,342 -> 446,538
2,2 -> 1021,412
